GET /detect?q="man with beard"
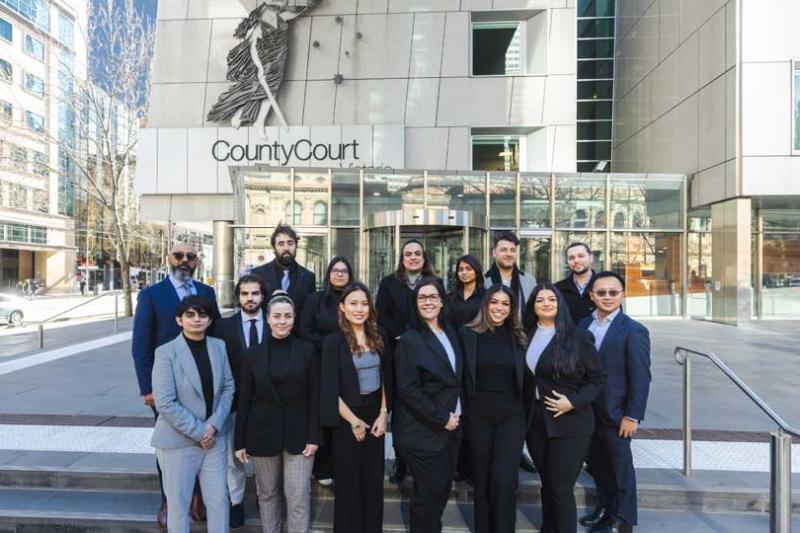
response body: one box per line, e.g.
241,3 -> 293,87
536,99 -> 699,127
132,242 -> 221,528
250,224 -> 316,323
555,242 -> 597,324
213,274 -> 267,529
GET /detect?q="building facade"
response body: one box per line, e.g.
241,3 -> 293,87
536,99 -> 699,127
0,0 -> 87,293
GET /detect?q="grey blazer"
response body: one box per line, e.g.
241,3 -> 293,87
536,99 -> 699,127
150,334 -> 235,449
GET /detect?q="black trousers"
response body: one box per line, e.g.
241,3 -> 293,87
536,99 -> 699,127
397,428 -> 462,533
332,391 -> 385,533
313,427 -> 335,480
467,405 -> 525,533
526,402 -> 591,533
586,421 -> 637,525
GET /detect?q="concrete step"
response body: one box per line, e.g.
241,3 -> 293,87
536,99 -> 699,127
0,461 -> 798,515
0,487 -> 797,533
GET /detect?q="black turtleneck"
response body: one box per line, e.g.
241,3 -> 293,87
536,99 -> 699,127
475,324 -> 516,393
268,335 -> 293,402
184,334 -> 213,419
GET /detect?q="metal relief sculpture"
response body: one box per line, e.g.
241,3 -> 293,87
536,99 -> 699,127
207,1 -> 322,135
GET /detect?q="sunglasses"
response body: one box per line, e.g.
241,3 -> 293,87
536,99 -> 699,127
593,289 -> 622,298
172,251 -> 198,261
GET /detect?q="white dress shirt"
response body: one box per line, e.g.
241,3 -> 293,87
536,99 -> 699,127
240,311 -> 264,348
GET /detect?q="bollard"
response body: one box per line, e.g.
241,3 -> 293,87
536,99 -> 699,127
37,323 -> 44,349
114,294 -> 119,334
682,352 -> 692,476
769,431 -> 792,533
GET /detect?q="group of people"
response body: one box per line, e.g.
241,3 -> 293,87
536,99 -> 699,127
132,223 -> 652,533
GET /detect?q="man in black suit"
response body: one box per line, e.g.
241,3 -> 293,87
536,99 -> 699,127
578,271 -> 651,533
554,242 -> 596,324
250,224 -> 316,321
212,274 -> 267,529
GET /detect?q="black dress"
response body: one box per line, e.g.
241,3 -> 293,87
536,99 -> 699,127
447,287 -> 483,330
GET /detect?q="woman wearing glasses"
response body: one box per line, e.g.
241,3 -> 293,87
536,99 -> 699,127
522,284 -> 605,533
393,278 -> 463,533
376,238 -> 438,483
234,294 -> 321,533
319,282 -> 393,533
299,256 -> 355,487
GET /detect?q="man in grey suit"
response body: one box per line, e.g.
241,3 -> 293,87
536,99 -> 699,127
151,296 -> 235,533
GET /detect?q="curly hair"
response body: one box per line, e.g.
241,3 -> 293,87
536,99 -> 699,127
466,284 -> 527,348
338,282 -> 385,357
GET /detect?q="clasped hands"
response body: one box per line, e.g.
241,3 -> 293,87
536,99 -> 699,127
200,424 -> 217,449
351,410 -> 388,441
235,443 -> 318,464
544,390 -> 575,418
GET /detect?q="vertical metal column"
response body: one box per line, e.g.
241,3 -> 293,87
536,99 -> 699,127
212,220 -> 235,308
769,431 -> 792,533
682,352 -> 692,476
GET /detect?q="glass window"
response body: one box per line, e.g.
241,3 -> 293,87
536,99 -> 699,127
761,234 -> 800,317
25,110 -> 44,132
0,100 -> 11,122
553,231 -> 606,280
520,174 -> 551,229
577,101 -> 613,120
0,0 -> 49,31
58,13 -> 74,48
286,201 -> 302,226
23,72 -> 44,97
293,171 -> 328,226
578,18 -> 614,38
24,34 -> 44,60
31,225 -> 46,243
32,150 -> 47,176
9,184 -> 27,209
795,66 -> 800,151
313,201 -> 327,225
578,0 -> 615,17
519,236 -> 551,284
610,175 -> 683,229
363,173 -> 424,217
577,59 -> 614,79
577,80 -> 613,100
243,171 -> 291,228
577,141 -> 611,161
8,223 -> 26,241
0,17 -> 11,41
332,228 -> 360,276
10,144 -> 27,172
0,58 -> 11,82
426,173 -> 487,220
489,172 -> 517,227
472,22 -> 523,76
577,39 -> 614,59
762,209 -> 800,232
555,176 -> 606,228
687,222 -> 712,319
32,188 -> 48,212
472,136 -> 520,171
577,121 -> 612,141
610,232 -> 682,316
331,172 -> 359,226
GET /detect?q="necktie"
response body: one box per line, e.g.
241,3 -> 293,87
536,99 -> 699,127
248,319 -> 259,348
281,269 -> 290,291
181,283 -> 191,300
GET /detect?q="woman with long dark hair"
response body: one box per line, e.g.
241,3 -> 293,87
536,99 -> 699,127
459,285 -> 527,533
298,256 -> 354,486
393,277 -> 463,533
447,255 -> 485,330
376,238 -> 438,483
522,284 -> 605,533
319,282 -> 393,533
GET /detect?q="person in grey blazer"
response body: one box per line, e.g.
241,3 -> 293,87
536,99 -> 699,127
151,296 -> 235,533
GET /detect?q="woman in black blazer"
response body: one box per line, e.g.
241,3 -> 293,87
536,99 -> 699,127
234,294 -> 321,533
459,284 -> 528,533
393,277 -> 463,533
376,238 -> 438,483
320,282 -> 393,533
522,284 -> 605,533
298,256 -> 354,486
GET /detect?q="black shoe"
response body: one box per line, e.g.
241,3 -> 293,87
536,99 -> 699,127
580,506 -> 610,528
519,454 -> 536,473
230,503 -> 245,529
603,519 -> 633,533
389,459 -> 407,483
453,471 -> 470,482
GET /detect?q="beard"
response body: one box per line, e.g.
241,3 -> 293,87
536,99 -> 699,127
278,251 -> 294,266
171,263 -> 195,282
241,301 -> 261,313
572,265 -> 591,276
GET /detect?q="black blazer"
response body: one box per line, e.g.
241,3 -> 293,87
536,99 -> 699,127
459,326 -> 525,399
375,274 -> 415,344
251,260 -> 316,317
319,330 -> 394,427
522,327 -> 605,438
234,335 -> 322,456
392,325 -> 464,453
212,310 -> 267,412
555,272 -> 597,324
298,290 -> 341,351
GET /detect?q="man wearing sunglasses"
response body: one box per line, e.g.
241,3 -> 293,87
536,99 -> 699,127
132,242 -> 222,527
578,271 -> 651,533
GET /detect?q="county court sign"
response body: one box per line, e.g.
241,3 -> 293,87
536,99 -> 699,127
135,125 -> 405,196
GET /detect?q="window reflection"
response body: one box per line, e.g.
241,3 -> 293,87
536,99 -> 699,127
555,176 -> 606,229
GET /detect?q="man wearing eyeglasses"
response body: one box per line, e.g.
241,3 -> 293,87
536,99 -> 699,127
578,271 -> 651,533
132,242 -> 222,528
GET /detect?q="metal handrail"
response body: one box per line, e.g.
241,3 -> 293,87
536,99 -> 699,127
36,291 -> 123,348
675,346 -> 797,533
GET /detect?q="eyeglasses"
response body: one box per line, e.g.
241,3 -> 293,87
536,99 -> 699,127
417,294 -> 441,303
593,289 -> 622,298
331,268 -> 349,275
172,251 -> 198,261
